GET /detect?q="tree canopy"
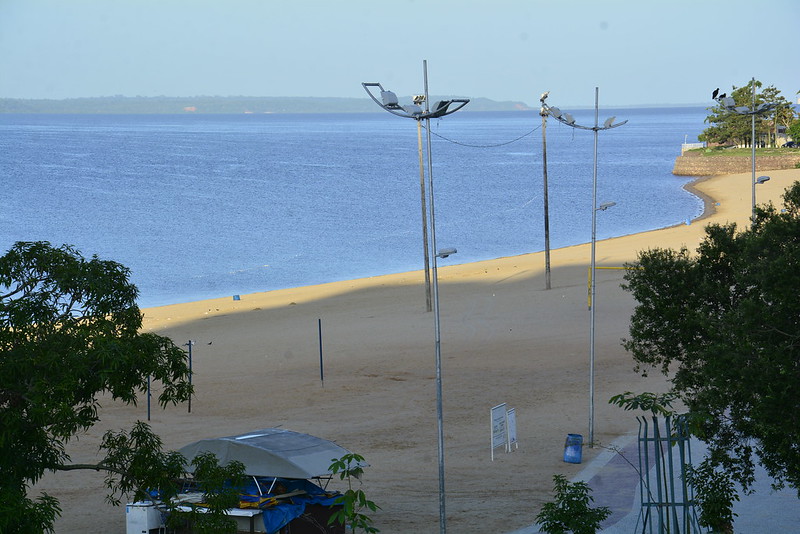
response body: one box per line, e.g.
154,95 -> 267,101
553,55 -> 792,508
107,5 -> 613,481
699,79 -> 797,147
622,182 -> 800,494
0,241 -> 197,532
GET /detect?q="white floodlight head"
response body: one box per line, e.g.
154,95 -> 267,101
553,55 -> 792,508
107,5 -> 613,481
603,116 -> 616,129
540,91 -> 550,102
428,100 -> 453,118
549,106 -> 562,119
564,113 -> 576,125
413,94 -> 426,104
381,90 -> 400,109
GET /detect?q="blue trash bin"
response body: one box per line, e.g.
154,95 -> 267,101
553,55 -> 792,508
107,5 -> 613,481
563,433 -> 583,464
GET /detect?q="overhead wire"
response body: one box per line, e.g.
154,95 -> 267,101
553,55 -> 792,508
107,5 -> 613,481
422,122 -> 541,148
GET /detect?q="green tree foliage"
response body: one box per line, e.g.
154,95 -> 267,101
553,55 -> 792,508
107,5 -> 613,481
328,453 -> 380,533
168,452 -> 246,534
788,120 -> 800,144
534,474 -> 611,534
621,183 -> 800,494
699,79 -> 796,147
685,458 -> 740,534
0,241 -> 193,533
762,85 -> 796,146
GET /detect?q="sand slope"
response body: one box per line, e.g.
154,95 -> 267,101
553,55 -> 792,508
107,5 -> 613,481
32,169 -> 799,533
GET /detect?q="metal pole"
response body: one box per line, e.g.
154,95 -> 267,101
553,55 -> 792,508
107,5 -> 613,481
147,375 -> 151,421
187,340 -> 193,413
318,318 -> 324,386
751,77 -> 757,224
589,87 -> 599,447
417,120 -> 433,311
424,59 -> 447,534
540,107 -> 551,290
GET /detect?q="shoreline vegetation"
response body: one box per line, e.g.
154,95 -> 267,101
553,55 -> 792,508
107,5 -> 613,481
32,169 -> 800,533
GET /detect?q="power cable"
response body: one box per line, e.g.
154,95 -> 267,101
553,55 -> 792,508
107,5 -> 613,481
422,122 -> 541,148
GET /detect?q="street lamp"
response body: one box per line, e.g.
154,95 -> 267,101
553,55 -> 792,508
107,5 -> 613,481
540,91 -> 552,290
362,70 -> 469,313
363,61 -> 468,534
715,77 -> 776,224
541,88 -> 627,447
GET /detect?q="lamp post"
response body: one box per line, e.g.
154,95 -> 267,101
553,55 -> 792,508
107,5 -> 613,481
541,88 -> 626,446
363,61 -> 468,534
540,91 -> 552,290
715,78 -> 776,224
362,68 -> 469,313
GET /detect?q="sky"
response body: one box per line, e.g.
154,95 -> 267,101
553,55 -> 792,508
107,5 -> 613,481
1,0 -> 798,108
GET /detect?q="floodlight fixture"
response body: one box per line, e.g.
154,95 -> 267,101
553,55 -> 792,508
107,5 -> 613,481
362,82 -> 469,121
381,90 -> 401,109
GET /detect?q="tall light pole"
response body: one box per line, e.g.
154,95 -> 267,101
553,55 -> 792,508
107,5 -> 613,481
715,77 -> 776,224
363,61 -> 468,534
541,88 -> 626,446
540,91 -> 552,290
362,76 -> 468,312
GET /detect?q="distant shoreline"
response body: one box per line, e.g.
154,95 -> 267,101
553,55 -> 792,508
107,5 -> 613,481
0,95 -> 711,115
0,95 -> 532,114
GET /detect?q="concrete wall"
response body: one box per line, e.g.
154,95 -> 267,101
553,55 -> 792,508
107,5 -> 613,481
672,154 -> 800,176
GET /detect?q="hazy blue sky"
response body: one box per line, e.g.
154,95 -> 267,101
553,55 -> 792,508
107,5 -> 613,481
1,0 -> 798,107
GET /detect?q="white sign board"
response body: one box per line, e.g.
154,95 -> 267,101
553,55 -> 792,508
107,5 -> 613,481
491,403 -> 507,460
507,408 -> 518,450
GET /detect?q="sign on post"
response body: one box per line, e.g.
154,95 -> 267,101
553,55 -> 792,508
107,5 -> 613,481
490,404 -> 519,460
507,407 -> 518,451
491,403 -> 507,461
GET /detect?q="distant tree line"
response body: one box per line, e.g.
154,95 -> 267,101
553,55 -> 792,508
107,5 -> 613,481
700,80 -> 800,148
0,95 -> 530,114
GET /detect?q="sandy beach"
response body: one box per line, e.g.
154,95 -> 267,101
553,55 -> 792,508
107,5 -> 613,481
33,168 -> 800,533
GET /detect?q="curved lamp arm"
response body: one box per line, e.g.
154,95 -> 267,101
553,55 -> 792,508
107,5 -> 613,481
363,82 -> 469,120
542,102 -> 627,131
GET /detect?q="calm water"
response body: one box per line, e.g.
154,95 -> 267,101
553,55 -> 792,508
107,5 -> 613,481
0,109 -> 706,308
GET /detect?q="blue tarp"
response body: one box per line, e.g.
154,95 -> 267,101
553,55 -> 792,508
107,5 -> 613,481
147,476 -> 342,533
242,477 -> 341,534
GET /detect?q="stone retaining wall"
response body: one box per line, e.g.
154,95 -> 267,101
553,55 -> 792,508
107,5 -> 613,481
673,154 -> 800,176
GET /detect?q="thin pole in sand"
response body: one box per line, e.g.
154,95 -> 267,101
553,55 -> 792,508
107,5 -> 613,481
186,340 -> 194,413
318,318 -> 324,387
